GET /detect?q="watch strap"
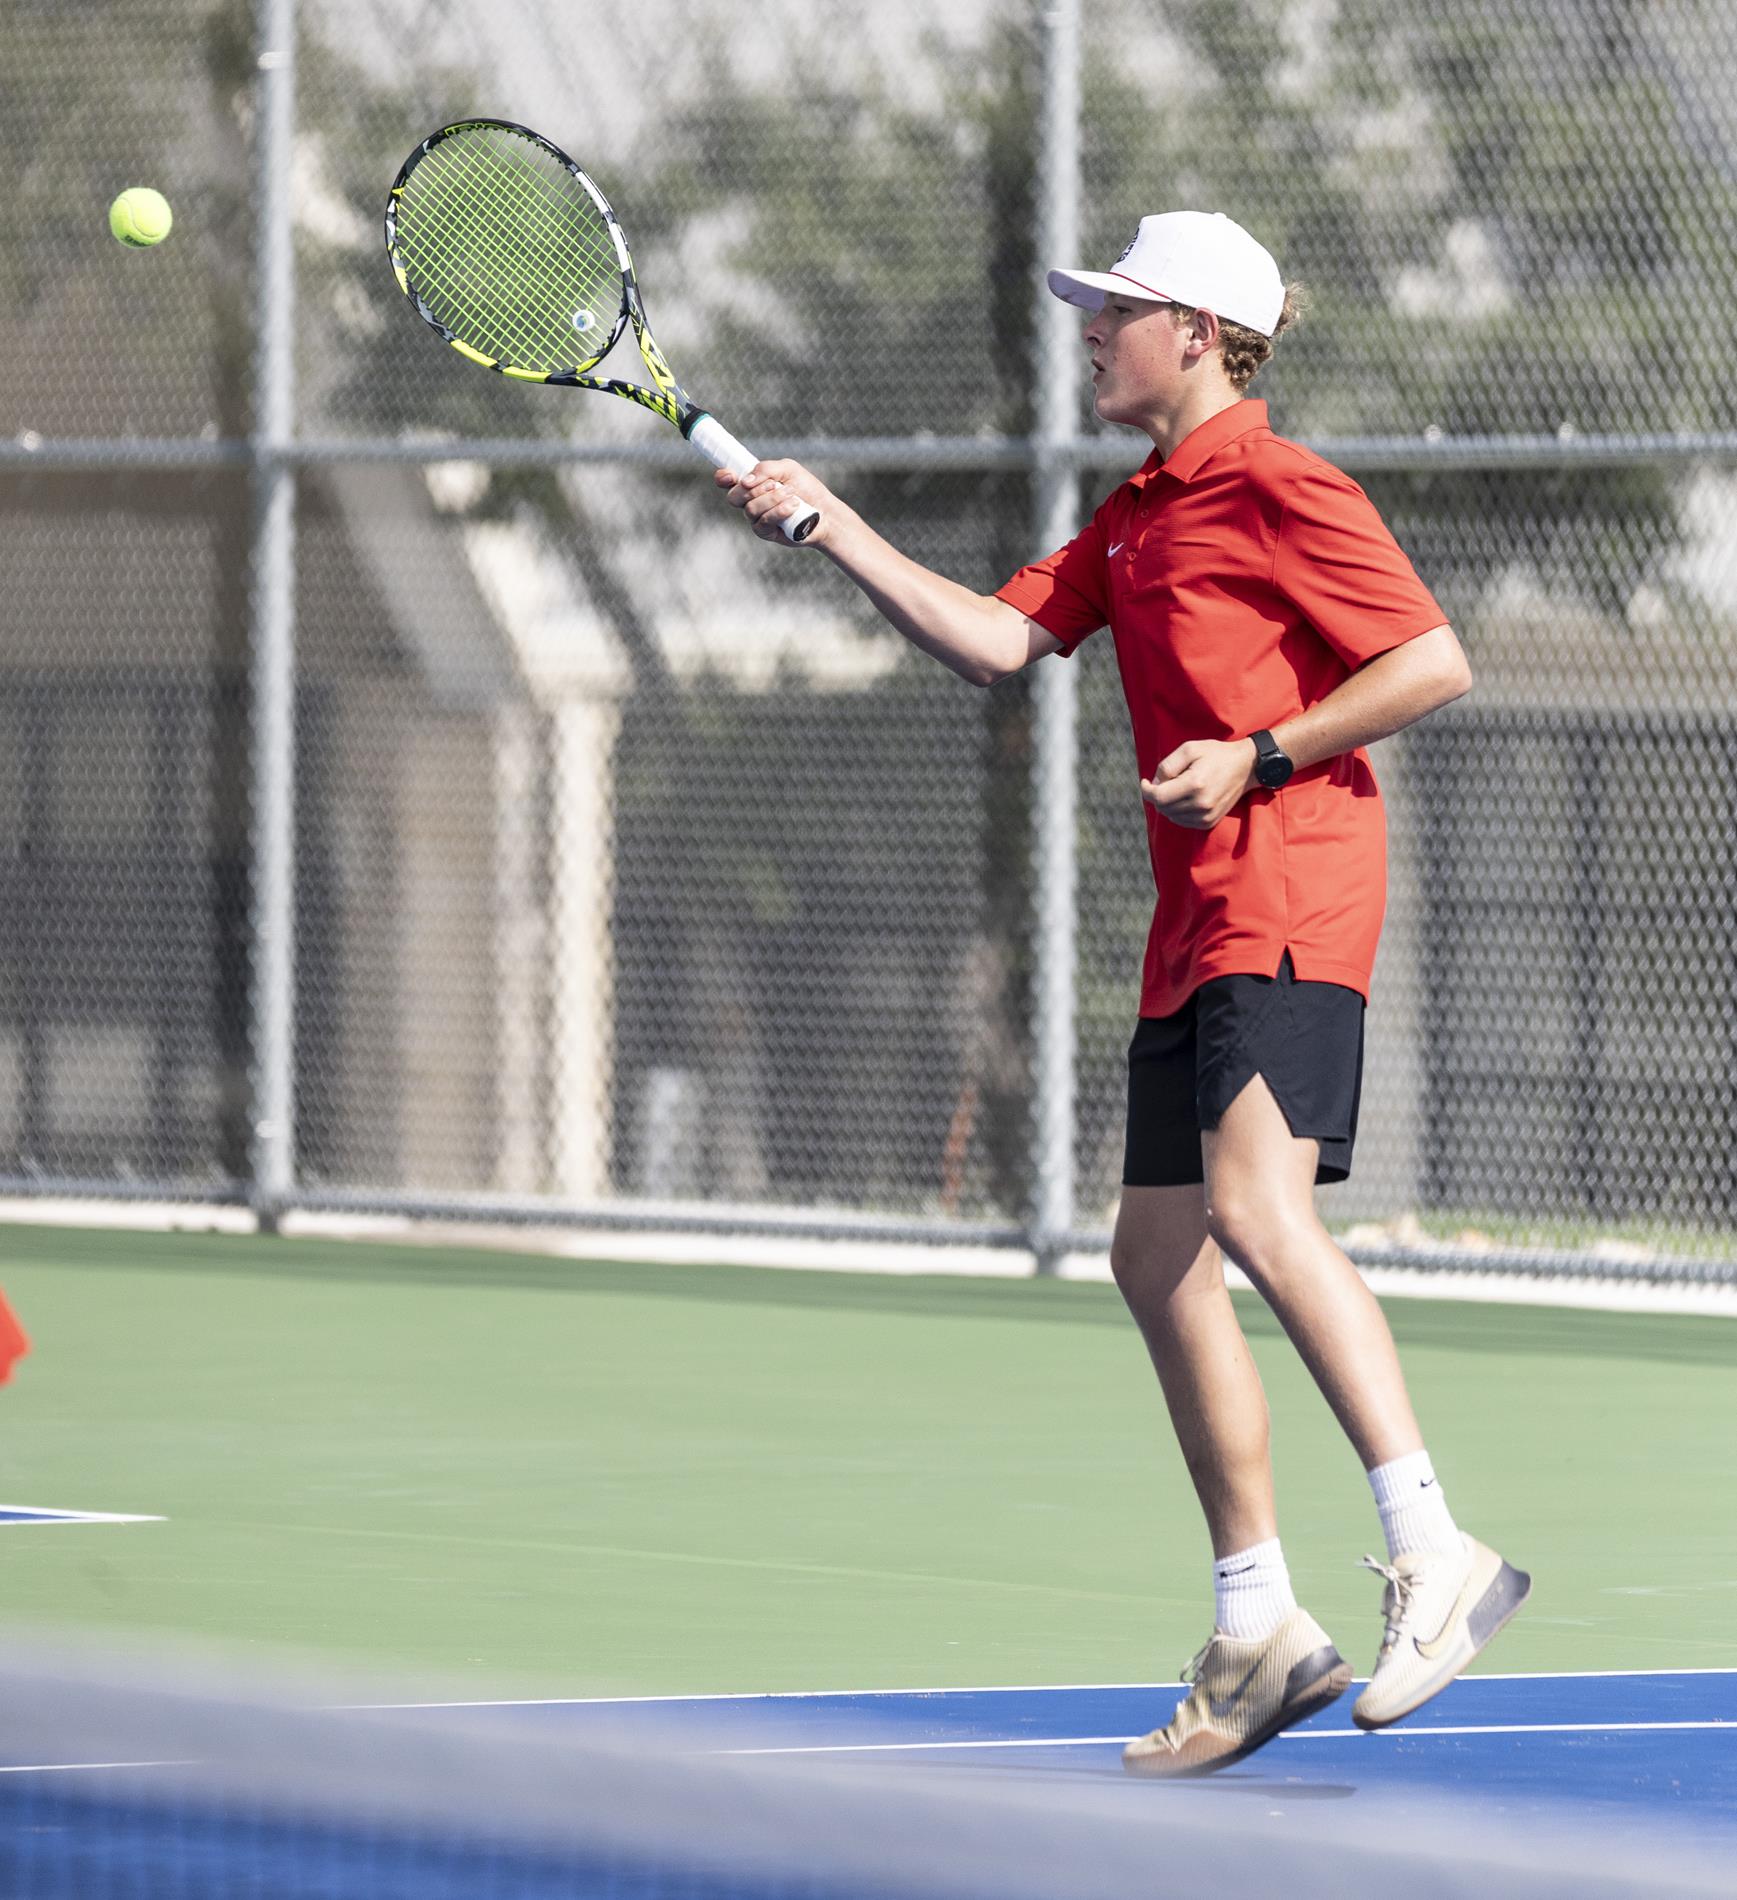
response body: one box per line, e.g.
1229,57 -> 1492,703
1250,729 -> 1293,788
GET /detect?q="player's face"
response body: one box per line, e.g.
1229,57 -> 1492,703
1083,297 -> 1191,426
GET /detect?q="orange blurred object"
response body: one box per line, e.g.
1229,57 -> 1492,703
0,1289 -> 30,1384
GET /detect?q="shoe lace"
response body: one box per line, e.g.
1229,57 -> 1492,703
1164,1636 -> 1221,1725
1360,1553 -> 1414,1656
1179,1638 -> 1215,1688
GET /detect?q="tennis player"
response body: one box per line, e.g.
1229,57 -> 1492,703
717,210 -> 1530,1775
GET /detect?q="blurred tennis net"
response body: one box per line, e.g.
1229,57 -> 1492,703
3,1639 -> 1732,1899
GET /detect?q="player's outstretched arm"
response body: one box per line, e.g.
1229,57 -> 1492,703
714,461 -> 1059,687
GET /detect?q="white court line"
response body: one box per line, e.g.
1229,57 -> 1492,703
13,1195 -> 1737,1318
1288,1721 -> 1736,1739
1474,1666 -> 1737,1679
352,1665 -> 1737,1711
0,1506 -> 165,1526
349,1687 -> 1184,1710
725,1720 -> 1737,1757
22,1723 -> 1732,1776
0,1760 -> 191,1775
725,1737 -> 1130,1755
246,1520 -> 1157,1614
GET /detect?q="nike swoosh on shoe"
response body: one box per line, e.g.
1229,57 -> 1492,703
1414,1565 -> 1478,1661
1206,1657 -> 1264,1719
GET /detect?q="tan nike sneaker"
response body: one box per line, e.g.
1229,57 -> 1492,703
1122,1607 -> 1352,1778
1352,1535 -> 1532,1730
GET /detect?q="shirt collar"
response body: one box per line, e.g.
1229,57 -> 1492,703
1147,399 -> 1269,485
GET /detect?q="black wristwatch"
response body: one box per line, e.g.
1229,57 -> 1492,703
1250,729 -> 1294,790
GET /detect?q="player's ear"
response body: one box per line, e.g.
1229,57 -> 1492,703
1187,307 -> 1221,359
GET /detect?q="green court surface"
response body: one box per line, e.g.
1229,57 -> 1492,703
2,1222 -> 1734,1698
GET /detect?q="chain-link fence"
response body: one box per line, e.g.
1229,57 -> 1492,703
4,0 -> 1737,1279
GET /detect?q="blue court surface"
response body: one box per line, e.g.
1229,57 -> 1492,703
6,1665 -> 1734,1897
407,1667 -> 1736,1833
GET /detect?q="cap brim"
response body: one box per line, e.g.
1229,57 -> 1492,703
1046,267 -> 1185,312
1045,268 -> 1122,311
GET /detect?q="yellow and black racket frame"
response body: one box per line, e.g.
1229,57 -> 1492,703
385,117 -> 693,432
385,117 -> 819,542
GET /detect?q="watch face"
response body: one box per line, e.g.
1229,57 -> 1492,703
1257,750 -> 1292,789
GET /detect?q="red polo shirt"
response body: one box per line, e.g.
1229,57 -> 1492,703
995,399 -> 1445,1017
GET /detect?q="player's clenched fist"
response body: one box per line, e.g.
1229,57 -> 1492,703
1140,738 -> 1260,830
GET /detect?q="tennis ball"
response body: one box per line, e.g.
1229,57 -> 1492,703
109,188 -> 174,249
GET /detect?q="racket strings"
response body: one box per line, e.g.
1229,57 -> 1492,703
399,145 -> 533,345
462,134 -> 622,292
398,132 -> 624,371
464,139 -> 625,351
405,136 -> 608,322
403,146 -> 609,366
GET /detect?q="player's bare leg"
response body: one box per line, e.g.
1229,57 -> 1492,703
1202,1072 -> 1530,1729
1109,1184 -> 1275,1557
1200,1074 -> 1421,1468
1111,1183 -> 1350,1775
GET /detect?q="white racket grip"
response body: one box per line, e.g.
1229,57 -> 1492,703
688,412 -> 820,544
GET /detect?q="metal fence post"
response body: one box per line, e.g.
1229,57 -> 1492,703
248,0 -> 298,1225
1029,0 -> 1081,1273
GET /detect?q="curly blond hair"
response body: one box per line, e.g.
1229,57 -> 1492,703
1170,283 -> 1307,393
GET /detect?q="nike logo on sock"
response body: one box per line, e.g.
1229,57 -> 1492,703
1218,1561 -> 1257,1578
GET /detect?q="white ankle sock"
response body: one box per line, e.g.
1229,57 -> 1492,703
1368,1449 -> 1463,1561
1213,1537 -> 1297,1639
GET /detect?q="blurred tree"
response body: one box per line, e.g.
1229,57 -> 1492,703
345,0 -> 1736,1220
617,18 -> 1051,1216
0,1 -> 262,1181
1064,0 -> 1737,1211
22,0 -> 1731,1216
1078,0 -> 1737,614
298,13 -> 1057,1214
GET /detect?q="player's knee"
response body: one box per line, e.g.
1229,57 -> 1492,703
1109,1221 -> 1213,1309
1108,1229 -> 1167,1297
1204,1190 -> 1280,1282
1208,1194 -> 1325,1300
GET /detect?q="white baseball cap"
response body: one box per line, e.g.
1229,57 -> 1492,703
1047,211 -> 1285,337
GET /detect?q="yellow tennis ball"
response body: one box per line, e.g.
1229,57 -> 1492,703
109,188 -> 174,249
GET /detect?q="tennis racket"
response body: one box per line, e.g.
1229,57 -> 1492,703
384,118 -> 819,544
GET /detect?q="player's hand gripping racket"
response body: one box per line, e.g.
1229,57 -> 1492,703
385,118 -> 819,544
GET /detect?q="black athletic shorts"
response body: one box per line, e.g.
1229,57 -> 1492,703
1122,952 -> 1365,1188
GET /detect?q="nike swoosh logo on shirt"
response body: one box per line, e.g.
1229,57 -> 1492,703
1108,541 -> 1125,556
